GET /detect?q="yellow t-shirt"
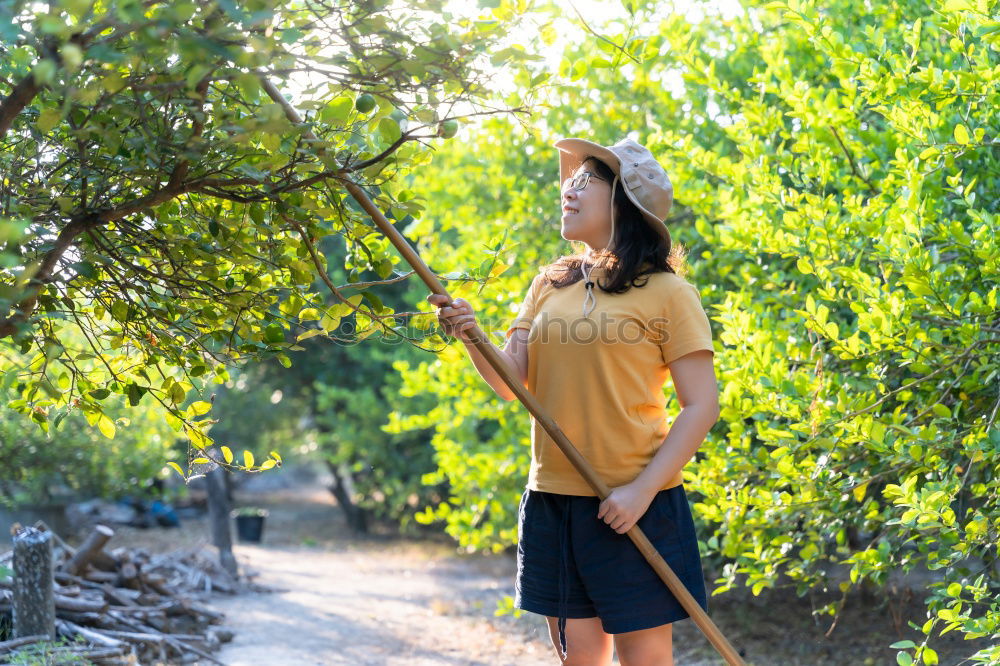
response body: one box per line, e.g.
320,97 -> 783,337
504,266 -> 715,496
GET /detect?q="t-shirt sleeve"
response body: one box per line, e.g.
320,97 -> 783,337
505,273 -> 543,339
656,279 -> 714,365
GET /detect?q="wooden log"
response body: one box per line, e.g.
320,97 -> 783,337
53,570 -> 106,590
142,572 -> 172,596
99,628 -> 166,644
82,570 -> 118,583
65,524 -> 114,576
11,525 -> 56,639
109,611 -> 225,665
56,618 -> 126,647
101,583 -> 140,607
54,584 -> 81,597
55,610 -> 103,625
0,634 -> 49,654
107,604 -> 170,616
167,599 -> 224,622
88,549 -> 119,571
53,593 -> 108,614
117,561 -> 139,589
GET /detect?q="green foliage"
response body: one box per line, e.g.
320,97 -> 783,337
386,0 -> 1000,660
0,389 -> 179,507
0,325 -> 181,507
201,232 -> 447,526
0,0 -> 541,476
382,111 -> 566,553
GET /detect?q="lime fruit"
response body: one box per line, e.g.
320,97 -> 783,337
355,93 -> 376,114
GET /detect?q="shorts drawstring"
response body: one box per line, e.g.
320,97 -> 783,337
558,497 -> 571,660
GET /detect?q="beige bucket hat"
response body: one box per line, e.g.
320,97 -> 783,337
554,136 -> 673,250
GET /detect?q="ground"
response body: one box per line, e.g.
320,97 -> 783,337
105,473 -> 994,666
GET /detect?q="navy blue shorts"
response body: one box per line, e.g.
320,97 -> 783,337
514,484 -> 709,649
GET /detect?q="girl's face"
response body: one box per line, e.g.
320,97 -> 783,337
560,162 -> 613,253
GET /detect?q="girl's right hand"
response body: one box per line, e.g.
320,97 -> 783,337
427,294 -> 478,342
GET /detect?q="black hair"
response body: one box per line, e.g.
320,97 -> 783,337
541,155 -> 688,293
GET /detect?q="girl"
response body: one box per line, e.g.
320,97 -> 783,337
429,137 -> 720,666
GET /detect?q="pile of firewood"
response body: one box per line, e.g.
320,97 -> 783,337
0,521 -> 243,664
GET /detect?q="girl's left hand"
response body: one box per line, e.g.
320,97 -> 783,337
597,482 -> 657,534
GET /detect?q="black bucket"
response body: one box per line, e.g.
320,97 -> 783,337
233,513 -> 266,543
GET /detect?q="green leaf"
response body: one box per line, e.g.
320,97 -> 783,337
221,446 -> 234,464
97,414 -> 116,439
322,96 -> 354,124
36,109 -> 62,133
943,0 -> 975,11
243,449 -> 254,468
166,462 -> 185,478
187,400 -> 213,417
297,328 -> 323,342
126,383 -> 144,406
918,145 -> 938,160
264,323 -> 285,343
953,124 -> 970,145
378,117 -> 401,145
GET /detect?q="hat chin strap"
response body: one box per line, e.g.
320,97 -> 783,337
580,172 -> 619,318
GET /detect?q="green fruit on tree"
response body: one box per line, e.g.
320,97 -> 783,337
438,119 -> 458,139
355,93 -> 376,114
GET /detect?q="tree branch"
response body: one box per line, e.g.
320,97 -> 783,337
1,179 -> 205,340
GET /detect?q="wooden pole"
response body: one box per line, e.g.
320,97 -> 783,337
258,75 -> 746,666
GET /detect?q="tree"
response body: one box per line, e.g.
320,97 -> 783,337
0,0 -> 545,476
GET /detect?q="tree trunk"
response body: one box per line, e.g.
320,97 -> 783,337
11,525 -> 55,639
326,460 -> 368,534
205,466 -> 238,579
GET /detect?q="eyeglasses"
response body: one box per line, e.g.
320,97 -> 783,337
561,171 -> 607,195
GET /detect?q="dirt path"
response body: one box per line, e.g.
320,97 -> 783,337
194,484 -> 723,665
104,475 -> 992,665
200,484 -> 558,665
206,537 -> 550,665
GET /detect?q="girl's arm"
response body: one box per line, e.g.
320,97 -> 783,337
427,295 -> 528,401
598,349 -> 720,533
460,325 -> 528,401
632,349 -> 720,495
